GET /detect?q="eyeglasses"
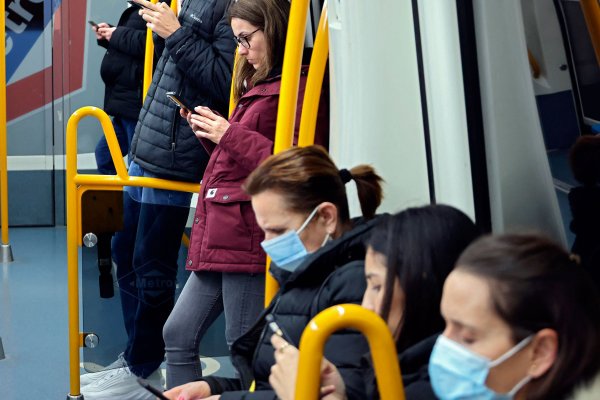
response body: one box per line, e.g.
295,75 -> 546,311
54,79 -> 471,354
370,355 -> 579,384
233,28 -> 260,49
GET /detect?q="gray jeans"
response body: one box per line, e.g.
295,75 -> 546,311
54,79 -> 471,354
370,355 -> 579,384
163,270 -> 265,388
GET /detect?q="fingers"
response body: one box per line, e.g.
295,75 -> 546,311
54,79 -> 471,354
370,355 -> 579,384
195,106 -> 218,121
270,333 -> 287,349
97,22 -> 109,28
320,385 -> 336,398
134,0 -> 158,11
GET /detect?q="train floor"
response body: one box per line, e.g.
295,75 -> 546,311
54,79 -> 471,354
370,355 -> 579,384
0,226 -> 235,399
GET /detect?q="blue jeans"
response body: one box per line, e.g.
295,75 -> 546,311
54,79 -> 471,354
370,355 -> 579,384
112,192 -> 190,378
94,117 -> 138,175
162,271 -> 265,388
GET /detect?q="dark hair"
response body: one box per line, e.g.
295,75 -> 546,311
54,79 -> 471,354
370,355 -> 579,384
244,145 -> 384,226
228,0 -> 290,103
367,204 -> 480,351
456,233 -> 600,400
569,135 -> 600,185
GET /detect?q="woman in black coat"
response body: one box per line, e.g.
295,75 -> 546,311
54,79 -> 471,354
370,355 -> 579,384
92,5 -> 147,174
164,145 -> 384,400
269,205 -> 481,400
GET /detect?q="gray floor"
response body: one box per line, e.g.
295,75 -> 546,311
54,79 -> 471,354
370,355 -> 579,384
0,226 -> 234,399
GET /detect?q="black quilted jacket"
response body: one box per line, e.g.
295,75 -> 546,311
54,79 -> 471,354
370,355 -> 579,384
130,0 -> 235,182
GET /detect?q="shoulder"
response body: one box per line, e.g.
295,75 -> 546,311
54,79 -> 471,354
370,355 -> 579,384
317,260 -> 366,306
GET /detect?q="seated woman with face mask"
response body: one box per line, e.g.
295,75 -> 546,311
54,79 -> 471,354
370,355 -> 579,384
430,233 -> 600,400
164,145 -> 384,400
269,205 -> 481,400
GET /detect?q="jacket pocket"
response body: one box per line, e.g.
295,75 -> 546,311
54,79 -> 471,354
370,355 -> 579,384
204,186 -> 254,251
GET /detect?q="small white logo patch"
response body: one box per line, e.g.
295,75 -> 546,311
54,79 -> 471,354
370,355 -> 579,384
206,188 -> 217,198
190,13 -> 202,23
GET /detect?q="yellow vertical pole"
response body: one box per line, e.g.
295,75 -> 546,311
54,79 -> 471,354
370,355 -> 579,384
66,110 -> 82,396
298,2 -> 329,147
295,305 -> 405,400
0,0 -> 14,263
580,0 -> 600,66
142,0 -> 177,101
265,0 -> 311,306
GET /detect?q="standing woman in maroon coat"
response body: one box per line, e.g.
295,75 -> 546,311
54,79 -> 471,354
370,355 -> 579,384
162,0 -> 328,389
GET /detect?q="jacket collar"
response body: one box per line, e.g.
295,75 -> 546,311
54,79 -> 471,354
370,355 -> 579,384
270,214 -> 387,287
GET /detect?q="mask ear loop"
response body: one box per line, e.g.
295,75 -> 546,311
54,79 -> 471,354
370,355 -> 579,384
297,205 -> 321,234
488,335 -> 534,368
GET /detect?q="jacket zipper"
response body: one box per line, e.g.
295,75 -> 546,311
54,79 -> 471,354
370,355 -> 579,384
169,106 -> 178,167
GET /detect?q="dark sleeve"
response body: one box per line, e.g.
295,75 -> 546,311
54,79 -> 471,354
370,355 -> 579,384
314,261 -> 369,400
164,13 -> 235,103
97,38 -> 109,49
220,390 -> 278,400
200,376 -> 244,394
109,26 -> 147,58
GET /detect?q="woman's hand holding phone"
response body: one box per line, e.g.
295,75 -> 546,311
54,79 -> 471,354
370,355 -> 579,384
134,0 -> 181,39
188,107 -> 230,145
269,334 -> 347,400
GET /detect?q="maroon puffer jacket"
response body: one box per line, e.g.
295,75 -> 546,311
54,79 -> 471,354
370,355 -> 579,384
186,70 -> 329,273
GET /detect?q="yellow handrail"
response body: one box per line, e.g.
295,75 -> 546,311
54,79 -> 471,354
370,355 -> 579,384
0,0 -> 11,252
142,0 -> 179,101
66,106 -> 199,396
265,0 -> 311,306
298,2 -> 329,147
580,0 -> 600,67
295,305 -> 405,400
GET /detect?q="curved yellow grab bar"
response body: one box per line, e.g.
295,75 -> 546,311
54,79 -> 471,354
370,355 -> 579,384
66,106 -> 199,397
298,2 -> 329,147
580,0 -> 600,66
295,304 -> 405,400
143,0 -> 179,101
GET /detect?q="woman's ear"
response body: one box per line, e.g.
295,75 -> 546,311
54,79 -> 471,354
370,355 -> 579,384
317,202 -> 339,235
528,328 -> 558,378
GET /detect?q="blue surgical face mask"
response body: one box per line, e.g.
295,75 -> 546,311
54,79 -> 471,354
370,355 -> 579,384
260,206 -> 330,272
429,334 -> 533,400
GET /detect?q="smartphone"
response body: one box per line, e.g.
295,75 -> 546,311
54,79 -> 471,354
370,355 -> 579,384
127,0 -> 153,10
137,378 -> 169,400
166,91 -> 197,114
88,20 -> 99,28
266,314 -> 294,344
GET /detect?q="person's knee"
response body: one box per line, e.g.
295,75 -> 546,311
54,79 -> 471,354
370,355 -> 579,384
163,309 -> 187,346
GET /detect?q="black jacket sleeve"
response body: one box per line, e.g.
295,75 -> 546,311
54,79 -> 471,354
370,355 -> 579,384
220,390 -> 278,400
97,38 -> 109,49
200,377 -> 244,394
163,12 -> 235,103
313,261 -> 369,400
109,26 -> 147,57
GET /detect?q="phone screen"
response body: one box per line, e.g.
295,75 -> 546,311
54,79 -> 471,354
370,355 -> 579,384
137,378 -> 169,400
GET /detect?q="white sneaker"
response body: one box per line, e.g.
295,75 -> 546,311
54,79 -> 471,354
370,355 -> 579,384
82,366 -> 163,400
81,352 -> 127,387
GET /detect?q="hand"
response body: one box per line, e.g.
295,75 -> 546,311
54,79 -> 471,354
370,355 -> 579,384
189,107 -> 230,145
93,22 -> 109,40
163,381 -> 211,400
269,335 -> 347,400
98,26 -> 117,41
135,0 -> 181,39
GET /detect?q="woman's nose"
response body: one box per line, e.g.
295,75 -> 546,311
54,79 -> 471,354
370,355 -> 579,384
238,44 -> 249,55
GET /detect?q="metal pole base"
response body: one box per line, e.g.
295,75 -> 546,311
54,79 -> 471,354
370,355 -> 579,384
66,395 -> 84,400
0,336 -> 5,360
0,244 -> 13,263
